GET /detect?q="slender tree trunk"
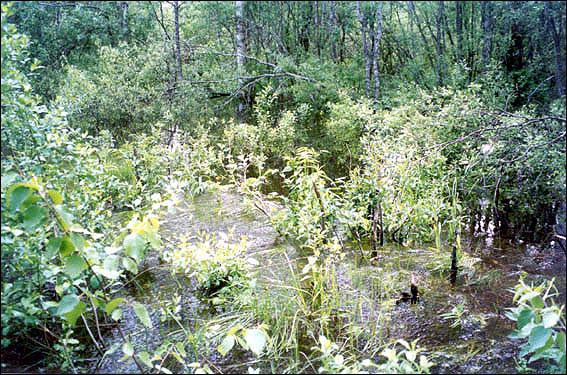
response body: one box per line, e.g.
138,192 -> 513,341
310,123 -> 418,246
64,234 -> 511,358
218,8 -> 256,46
236,1 -> 246,118
408,1 -> 415,53
456,1 -> 462,62
315,1 -> 320,57
545,1 -> 566,97
412,2 -> 436,75
357,1 -> 371,98
174,1 -> 183,82
120,1 -> 128,35
372,2 -> 383,100
481,1 -> 493,67
436,1 -> 444,87
329,1 -> 337,61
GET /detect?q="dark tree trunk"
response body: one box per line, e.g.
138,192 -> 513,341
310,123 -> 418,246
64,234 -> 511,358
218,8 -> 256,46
545,1 -> 566,97
436,1 -> 444,87
456,1 -> 463,62
357,1 -> 371,98
481,1 -> 493,67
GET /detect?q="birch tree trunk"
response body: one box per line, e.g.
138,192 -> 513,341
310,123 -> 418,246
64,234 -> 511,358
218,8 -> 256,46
174,1 -> 183,82
372,3 -> 383,100
357,1 -> 371,98
481,1 -> 493,67
236,0 -> 246,118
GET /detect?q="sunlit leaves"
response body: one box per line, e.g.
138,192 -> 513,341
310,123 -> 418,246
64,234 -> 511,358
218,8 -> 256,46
64,255 -> 87,279
133,304 -> 152,328
56,295 -> 86,326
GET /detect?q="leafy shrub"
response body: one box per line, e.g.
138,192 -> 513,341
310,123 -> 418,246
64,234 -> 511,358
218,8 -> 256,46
163,231 -> 257,301
506,277 -> 566,374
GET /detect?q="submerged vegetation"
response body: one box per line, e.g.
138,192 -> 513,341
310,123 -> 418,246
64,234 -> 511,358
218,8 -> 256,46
1,1 -> 566,374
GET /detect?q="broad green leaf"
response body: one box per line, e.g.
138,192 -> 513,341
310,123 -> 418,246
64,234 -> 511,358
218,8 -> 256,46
154,365 -> 171,374
124,234 -> 145,263
64,300 -> 86,326
8,186 -> 30,211
138,351 -> 153,368
542,310 -> 560,328
104,255 -> 120,272
517,309 -> 535,329
133,304 -> 152,328
528,335 -> 555,363
123,342 -> 134,357
1,171 -> 18,191
175,342 -> 186,357
111,308 -> 123,321
122,257 -> 138,274
555,331 -> 565,350
56,294 -> 80,316
218,334 -> 235,356
105,298 -> 125,314
54,205 -> 75,231
243,328 -> 267,356
23,205 -> 46,231
47,190 -> 63,204
528,325 -> 553,352
70,232 -> 85,252
93,265 -> 120,280
46,237 -> 62,260
530,296 -> 545,309
60,236 -> 75,258
64,255 -> 86,279
518,291 -> 540,303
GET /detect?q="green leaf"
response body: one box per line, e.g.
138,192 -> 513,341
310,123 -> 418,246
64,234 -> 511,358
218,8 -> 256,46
111,308 -> 123,321
123,342 -> 134,357
517,309 -> 535,329
528,335 -> 555,363
105,298 -> 125,314
64,255 -> 86,279
122,257 -> 138,274
70,232 -> 85,252
218,335 -> 235,356
243,328 -> 267,356
542,310 -> 560,328
47,190 -> 63,204
175,342 -> 186,358
46,237 -> 62,260
138,351 -> 153,368
64,301 -> 86,326
104,255 -> 120,272
8,186 -> 30,211
23,205 -> 46,231
60,236 -> 75,258
54,205 -> 75,231
133,304 -> 152,328
556,331 -> 565,351
530,296 -> 545,309
528,325 -> 553,352
56,295 -> 80,316
124,234 -> 145,263
1,171 -> 18,191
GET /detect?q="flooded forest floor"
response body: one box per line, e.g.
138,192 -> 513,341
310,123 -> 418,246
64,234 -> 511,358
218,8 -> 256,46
94,186 -> 566,374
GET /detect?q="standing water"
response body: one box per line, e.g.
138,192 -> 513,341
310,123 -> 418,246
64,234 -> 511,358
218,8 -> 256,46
92,186 -> 566,373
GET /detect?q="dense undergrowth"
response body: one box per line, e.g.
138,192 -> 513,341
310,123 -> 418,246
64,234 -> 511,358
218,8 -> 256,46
2,2 -> 566,374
